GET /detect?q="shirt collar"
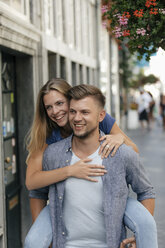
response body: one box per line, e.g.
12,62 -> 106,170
65,130 -> 105,153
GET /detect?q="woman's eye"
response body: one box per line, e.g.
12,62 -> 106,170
57,101 -> 63,105
46,106 -> 51,110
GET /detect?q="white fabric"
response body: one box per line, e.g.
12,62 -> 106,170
137,92 -> 152,113
63,148 -> 108,248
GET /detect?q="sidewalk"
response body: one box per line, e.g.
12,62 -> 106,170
126,122 -> 165,248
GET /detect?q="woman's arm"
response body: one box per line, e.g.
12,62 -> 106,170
99,122 -> 139,158
26,147 -> 107,190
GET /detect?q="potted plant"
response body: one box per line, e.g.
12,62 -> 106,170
102,0 -> 165,60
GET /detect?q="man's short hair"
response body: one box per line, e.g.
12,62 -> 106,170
67,84 -> 105,108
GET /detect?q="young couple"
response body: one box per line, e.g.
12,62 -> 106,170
25,78 -> 157,248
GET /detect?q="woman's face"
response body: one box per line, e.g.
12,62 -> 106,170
43,90 -> 69,127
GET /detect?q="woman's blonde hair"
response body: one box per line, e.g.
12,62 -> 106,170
26,78 -> 71,162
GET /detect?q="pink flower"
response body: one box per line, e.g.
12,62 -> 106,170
113,27 -> 122,38
136,28 -> 146,36
118,15 -> 128,25
102,21 -> 107,28
101,5 -> 108,14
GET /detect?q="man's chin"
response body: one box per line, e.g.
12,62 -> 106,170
73,129 -> 95,139
73,131 -> 88,139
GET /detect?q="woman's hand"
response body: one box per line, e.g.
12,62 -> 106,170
68,158 -> 107,182
120,237 -> 136,248
99,133 -> 124,158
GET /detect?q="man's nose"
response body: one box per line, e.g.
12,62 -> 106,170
74,112 -> 82,121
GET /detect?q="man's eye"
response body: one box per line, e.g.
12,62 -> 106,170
70,110 -> 75,113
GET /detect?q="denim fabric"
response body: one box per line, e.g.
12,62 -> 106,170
124,198 -> 158,248
24,205 -> 52,248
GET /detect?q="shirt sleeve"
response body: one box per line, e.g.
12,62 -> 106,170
123,146 -> 155,201
29,187 -> 49,200
99,113 -> 116,134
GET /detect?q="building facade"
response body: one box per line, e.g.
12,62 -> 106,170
0,0 -> 120,247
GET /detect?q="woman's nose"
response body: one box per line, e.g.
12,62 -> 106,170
52,106 -> 58,114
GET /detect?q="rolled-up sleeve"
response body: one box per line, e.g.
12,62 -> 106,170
29,187 -> 49,200
123,146 -> 155,201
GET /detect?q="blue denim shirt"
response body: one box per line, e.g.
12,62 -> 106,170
43,132 -> 155,248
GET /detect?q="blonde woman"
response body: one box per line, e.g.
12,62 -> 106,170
24,79 -> 156,248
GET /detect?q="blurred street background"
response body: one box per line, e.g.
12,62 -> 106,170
0,0 -> 165,247
127,123 -> 165,248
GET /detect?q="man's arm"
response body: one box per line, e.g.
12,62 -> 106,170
121,147 -> 156,248
124,146 -> 155,201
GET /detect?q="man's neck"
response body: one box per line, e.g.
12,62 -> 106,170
72,130 -> 100,159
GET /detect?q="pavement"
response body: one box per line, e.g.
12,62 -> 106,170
125,121 -> 165,248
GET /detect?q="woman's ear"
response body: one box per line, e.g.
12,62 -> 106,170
99,109 -> 106,122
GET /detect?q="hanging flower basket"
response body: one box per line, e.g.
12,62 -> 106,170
102,0 -> 165,60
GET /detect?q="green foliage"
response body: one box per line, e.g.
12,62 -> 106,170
129,69 -> 159,88
102,0 -> 165,60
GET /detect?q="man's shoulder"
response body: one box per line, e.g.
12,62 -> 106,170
115,143 -> 139,161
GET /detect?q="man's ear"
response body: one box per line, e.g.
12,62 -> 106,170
99,109 -> 106,122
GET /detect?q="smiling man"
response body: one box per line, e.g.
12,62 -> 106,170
42,84 -> 156,248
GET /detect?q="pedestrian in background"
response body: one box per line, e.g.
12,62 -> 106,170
136,88 -> 152,130
160,93 -> 165,130
147,91 -> 155,124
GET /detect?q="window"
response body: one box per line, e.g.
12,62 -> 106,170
60,56 -> 66,80
72,62 -> 76,86
87,67 -> 90,84
79,64 -> 83,83
48,53 -> 57,79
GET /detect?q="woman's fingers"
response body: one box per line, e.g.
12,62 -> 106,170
99,135 -> 107,141
99,134 -> 124,158
82,158 -> 93,163
89,169 -> 107,175
101,143 -> 115,158
110,144 -> 120,157
88,164 -> 105,169
86,176 -> 98,182
99,140 -> 109,155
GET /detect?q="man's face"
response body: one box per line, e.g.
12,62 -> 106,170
69,96 -> 105,139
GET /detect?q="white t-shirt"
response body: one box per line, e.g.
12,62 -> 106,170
137,92 -> 152,113
63,148 -> 108,248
